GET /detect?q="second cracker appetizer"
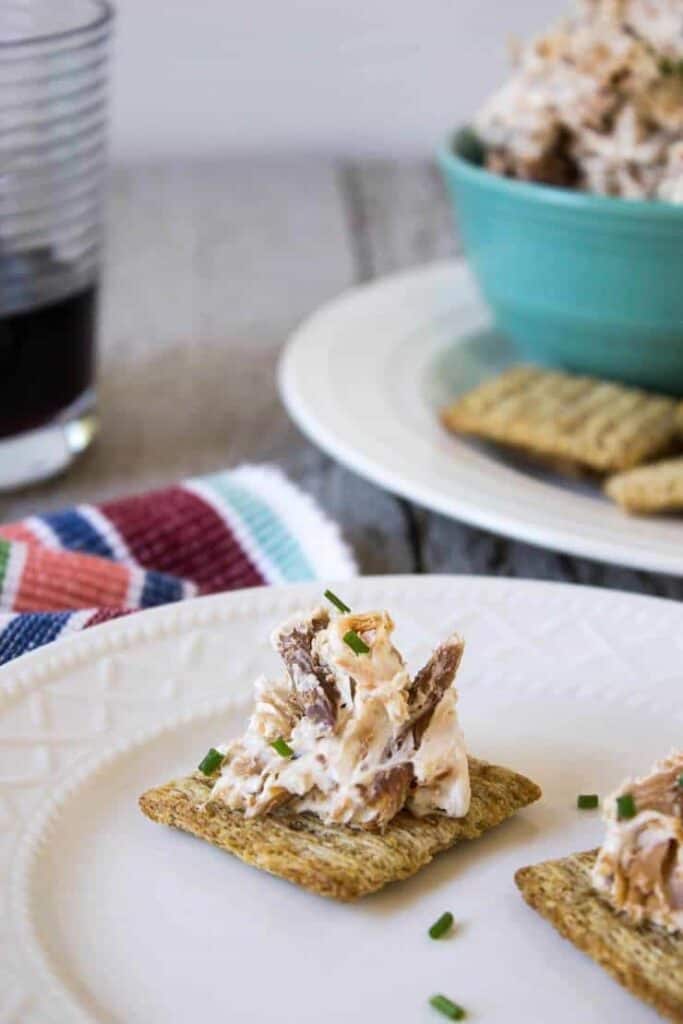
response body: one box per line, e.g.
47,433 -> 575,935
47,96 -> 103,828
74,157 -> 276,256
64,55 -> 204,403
516,753 -> 683,1022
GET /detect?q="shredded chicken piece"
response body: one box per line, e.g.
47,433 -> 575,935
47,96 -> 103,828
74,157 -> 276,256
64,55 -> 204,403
274,609 -> 338,728
592,751 -> 683,933
209,606 -> 470,831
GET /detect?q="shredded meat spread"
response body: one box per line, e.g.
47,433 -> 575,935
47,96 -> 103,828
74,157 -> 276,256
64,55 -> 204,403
474,0 -> 683,201
209,607 -> 471,831
592,751 -> 683,933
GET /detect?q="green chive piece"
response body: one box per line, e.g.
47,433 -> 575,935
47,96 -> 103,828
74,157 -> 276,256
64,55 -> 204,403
429,911 -> 454,939
271,737 -> 294,758
453,126 -> 485,167
660,56 -> 683,78
198,747 -> 223,775
577,794 -> 599,810
616,793 -> 637,820
429,994 -> 466,1020
324,589 -> 351,613
677,773 -> 683,788
343,629 -> 370,655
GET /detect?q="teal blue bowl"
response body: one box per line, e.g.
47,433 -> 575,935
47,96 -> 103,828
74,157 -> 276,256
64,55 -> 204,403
438,132 -> 683,395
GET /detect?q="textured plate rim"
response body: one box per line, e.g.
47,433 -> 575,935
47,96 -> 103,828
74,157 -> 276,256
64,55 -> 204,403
10,697 -> 246,1024
1,574 -> 681,690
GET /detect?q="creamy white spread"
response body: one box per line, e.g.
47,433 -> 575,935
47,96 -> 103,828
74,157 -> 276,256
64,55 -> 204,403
592,751 -> 683,933
208,607 -> 471,831
474,0 -> 683,201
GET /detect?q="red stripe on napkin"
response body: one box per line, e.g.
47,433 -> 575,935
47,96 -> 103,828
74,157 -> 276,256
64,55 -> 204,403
100,485 -> 264,591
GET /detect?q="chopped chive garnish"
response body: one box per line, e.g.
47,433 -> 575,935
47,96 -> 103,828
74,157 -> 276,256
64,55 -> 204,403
429,911 -> 454,939
677,773 -> 683,788
271,737 -> 294,758
577,794 -> 599,810
324,589 -> 351,613
616,793 -> 637,820
660,56 -> 683,77
429,994 -> 466,1020
343,629 -> 370,655
198,747 -> 223,775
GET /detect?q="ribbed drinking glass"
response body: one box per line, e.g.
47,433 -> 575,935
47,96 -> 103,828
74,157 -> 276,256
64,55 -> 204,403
0,0 -> 114,488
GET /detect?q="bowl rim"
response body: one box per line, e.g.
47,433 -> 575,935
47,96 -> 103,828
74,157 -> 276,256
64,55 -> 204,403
438,131 -> 683,221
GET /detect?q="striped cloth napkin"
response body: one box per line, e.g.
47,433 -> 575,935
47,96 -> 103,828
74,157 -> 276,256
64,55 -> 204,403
0,466 -> 357,665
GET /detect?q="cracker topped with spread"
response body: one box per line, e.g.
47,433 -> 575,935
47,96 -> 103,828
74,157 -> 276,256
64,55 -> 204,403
139,593 -> 541,900
516,752 -> 683,1021
441,365 -> 681,474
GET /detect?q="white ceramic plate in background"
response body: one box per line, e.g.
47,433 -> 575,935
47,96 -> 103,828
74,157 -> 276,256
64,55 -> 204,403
2,576 -> 682,1022
279,261 -> 683,576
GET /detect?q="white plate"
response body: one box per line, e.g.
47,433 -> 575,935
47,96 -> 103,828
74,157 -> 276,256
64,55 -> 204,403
2,576 -> 682,1023
279,261 -> 683,576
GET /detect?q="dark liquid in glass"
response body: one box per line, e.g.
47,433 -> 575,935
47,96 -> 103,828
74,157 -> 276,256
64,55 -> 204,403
0,284 -> 97,439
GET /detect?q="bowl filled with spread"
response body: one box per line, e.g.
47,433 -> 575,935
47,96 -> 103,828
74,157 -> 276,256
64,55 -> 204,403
438,0 -> 683,394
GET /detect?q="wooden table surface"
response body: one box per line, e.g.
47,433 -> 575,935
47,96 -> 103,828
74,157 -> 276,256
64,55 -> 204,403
4,158 -> 682,599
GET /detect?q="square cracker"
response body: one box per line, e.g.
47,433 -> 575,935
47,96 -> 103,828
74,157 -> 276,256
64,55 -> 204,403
515,851 -> 683,1023
139,757 -> 541,901
605,456 -> 683,514
441,366 -> 680,474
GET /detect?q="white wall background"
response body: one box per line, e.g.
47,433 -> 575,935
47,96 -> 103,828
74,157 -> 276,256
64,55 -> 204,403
110,0 -> 563,162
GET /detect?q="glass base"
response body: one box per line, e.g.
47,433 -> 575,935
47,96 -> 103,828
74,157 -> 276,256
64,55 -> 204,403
0,390 -> 98,491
